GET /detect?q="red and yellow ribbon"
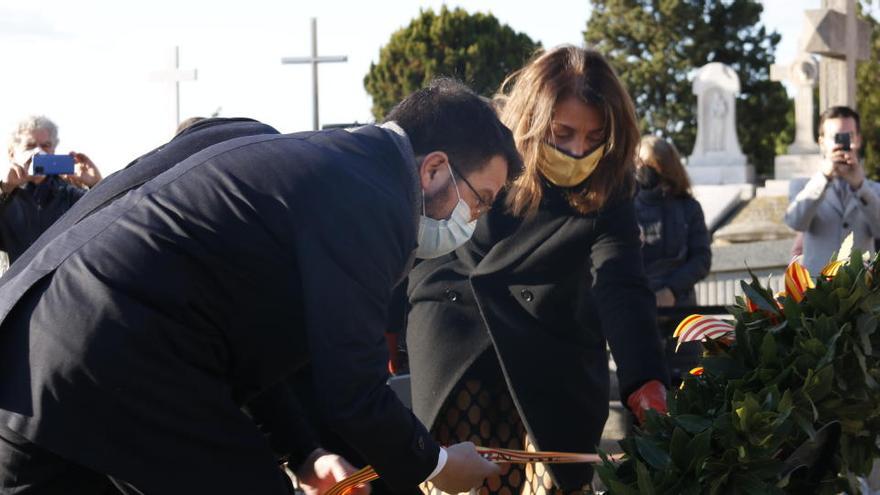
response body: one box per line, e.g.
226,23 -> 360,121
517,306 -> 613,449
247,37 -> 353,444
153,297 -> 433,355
673,314 -> 735,351
820,259 -> 845,278
784,260 -> 814,303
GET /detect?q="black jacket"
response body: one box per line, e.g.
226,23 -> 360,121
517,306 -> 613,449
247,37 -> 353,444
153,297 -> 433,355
406,187 -> 669,490
634,187 -> 711,306
0,122 -> 438,494
0,176 -> 87,262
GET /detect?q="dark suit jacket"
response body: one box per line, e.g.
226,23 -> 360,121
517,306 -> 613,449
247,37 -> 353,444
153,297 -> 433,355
406,187 -> 669,490
0,123 -> 439,494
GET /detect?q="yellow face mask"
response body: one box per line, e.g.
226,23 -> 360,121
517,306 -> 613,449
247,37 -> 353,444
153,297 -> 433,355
538,142 -> 605,187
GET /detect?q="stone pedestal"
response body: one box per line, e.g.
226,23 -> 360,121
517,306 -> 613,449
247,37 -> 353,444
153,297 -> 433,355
687,161 -> 755,185
774,154 -> 822,180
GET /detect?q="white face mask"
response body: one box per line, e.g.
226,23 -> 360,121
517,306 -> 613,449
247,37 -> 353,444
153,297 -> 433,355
415,163 -> 477,259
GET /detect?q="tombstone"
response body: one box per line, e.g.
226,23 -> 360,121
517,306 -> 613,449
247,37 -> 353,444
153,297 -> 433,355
772,52 -> 823,179
687,63 -> 753,185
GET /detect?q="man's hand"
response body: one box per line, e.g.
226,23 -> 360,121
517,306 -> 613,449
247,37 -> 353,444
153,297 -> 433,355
63,151 -> 102,189
295,448 -> 370,495
823,143 -> 864,190
430,442 -> 500,494
626,380 -> 667,425
2,162 -> 32,194
654,288 -> 676,308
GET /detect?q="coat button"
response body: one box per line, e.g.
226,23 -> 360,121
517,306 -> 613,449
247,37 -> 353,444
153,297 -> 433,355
520,289 -> 534,302
444,289 -> 459,302
843,222 -> 850,229
417,436 -> 425,450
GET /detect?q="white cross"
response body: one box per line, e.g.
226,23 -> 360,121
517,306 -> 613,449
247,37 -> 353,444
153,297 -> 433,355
281,18 -> 348,131
149,46 -> 198,129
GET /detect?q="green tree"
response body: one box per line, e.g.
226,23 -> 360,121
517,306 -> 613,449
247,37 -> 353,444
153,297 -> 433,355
584,0 -> 793,177
364,7 -> 540,120
857,3 -> 880,178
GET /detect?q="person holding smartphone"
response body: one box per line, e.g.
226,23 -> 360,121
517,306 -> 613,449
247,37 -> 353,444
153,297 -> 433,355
0,115 -> 102,263
785,106 -> 880,275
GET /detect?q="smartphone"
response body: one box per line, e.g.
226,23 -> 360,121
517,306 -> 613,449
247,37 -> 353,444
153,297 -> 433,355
32,154 -> 75,175
834,132 -> 851,151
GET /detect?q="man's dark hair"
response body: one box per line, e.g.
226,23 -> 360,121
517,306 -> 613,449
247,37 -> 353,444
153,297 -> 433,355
818,106 -> 861,137
385,78 -> 522,180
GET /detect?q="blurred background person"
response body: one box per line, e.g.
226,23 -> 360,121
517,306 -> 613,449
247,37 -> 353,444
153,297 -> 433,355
634,135 -> 711,309
634,135 -> 711,383
1,115 -> 101,263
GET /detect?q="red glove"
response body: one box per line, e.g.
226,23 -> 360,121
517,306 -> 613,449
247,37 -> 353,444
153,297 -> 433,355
385,332 -> 401,375
626,380 -> 667,424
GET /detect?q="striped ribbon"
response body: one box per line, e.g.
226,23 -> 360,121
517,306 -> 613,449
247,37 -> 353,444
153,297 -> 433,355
672,314 -> 735,351
324,447 -> 618,495
784,261 -> 814,303
820,259 -> 846,278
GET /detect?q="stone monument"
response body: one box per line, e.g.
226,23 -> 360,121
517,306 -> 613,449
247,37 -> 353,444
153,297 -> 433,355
687,62 -> 753,185
771,51 -> 822,179
770,0 -> 870,180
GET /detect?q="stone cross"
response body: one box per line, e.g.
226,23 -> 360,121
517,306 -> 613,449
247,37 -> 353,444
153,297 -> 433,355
281,18 -> 348,131
149,46 -> 198,128
771,52 -> 819,154
802,0 -> 871,110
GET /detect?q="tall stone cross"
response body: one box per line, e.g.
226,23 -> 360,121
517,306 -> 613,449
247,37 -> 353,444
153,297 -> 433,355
802,0 -> 871,110
281,18 -> 348,131
149,46 -> 198,129
771,52 -> 819,154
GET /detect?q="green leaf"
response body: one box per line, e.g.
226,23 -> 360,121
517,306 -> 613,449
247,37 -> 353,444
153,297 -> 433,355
674,414 -> 713,434
760,332 -> 778,365
635,436 -> 672,469
635,461 -> 656,495
669,427 -> 691,470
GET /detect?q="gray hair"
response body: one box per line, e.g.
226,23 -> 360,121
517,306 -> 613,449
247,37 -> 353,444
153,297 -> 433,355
8,115 -> 60,155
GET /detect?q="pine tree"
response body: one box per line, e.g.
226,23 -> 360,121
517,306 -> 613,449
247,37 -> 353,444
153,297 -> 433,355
364,7 -> 540,120
857,3 -> 880,178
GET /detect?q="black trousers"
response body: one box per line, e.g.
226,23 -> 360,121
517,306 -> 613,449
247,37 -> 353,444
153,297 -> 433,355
0,424 -> 125,494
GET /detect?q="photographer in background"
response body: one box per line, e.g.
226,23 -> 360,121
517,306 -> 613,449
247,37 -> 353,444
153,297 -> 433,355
0,115 -> 101,263
785,106 -> 880,275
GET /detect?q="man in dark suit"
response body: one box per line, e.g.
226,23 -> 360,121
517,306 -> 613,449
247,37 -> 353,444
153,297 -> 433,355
0,79 -> 522,494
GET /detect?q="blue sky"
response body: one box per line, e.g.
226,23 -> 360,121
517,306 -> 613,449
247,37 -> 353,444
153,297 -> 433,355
0,0 -> 869,174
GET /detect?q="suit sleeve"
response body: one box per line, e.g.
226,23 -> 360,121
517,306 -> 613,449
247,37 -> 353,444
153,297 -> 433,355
293,195 -> 439,491
664,199 -> 712,298
242,380 -> 321,470
785,172 -> 830,231
590,199 -> 670,401
854,181 -> 880,237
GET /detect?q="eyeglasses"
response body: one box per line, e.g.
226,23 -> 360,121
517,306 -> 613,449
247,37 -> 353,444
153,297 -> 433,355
449,162 -> 492,217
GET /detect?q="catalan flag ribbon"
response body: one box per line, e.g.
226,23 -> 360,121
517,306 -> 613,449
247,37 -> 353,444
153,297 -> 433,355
820,260 -> 845,278
673,314 -> 735,352
784,261 -> 814,303
324,447 -> 620,495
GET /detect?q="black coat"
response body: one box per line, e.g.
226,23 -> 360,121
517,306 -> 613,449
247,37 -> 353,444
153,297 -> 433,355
406,187 -> 669,490
635,187 -> 711,307
0,175 -> 87,262
0,122 -> 439,494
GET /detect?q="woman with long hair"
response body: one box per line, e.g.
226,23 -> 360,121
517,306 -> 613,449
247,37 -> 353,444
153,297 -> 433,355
405,46 -> 669,494
634,135 -> 711,309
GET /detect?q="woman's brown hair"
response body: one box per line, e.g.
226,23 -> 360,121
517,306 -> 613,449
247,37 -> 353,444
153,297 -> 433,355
499,45 -> 640,217
638,135 -> 692,198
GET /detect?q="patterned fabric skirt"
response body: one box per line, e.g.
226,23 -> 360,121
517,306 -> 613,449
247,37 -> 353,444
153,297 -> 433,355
420,354 -> 591,495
